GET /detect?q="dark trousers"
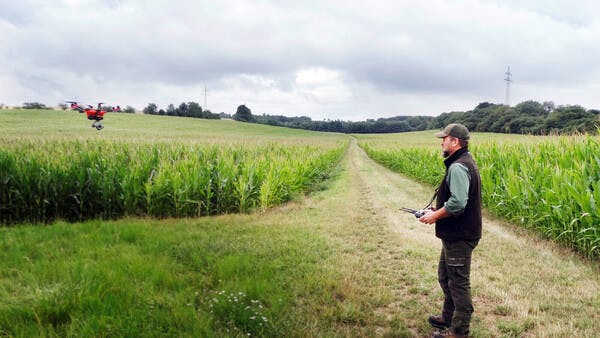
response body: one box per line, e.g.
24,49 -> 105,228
438,239 -> 479,335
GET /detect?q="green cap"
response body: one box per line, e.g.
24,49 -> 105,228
435,123 -> 470,140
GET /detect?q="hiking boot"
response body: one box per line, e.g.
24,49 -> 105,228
428,315 -> 450,329
430,330 -> 468,338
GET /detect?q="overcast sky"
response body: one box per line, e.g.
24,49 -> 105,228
1,0 -> 599,120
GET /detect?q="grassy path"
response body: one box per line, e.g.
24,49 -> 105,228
332,138 -> 600,337
1,137 -> 599,337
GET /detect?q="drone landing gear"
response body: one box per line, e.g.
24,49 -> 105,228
91,121 -> 104,130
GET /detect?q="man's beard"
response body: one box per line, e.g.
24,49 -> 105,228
442,150 -> 450,158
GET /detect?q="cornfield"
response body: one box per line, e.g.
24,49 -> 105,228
0,139 -> 346,225
360,134 -> 600,259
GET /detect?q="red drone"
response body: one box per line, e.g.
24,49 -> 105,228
67,101 -> 120,130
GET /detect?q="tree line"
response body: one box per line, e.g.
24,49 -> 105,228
16,101 -> 221,119
143,102 -> 220,119
15,102 -> 137,113
235,101 -> 600,135
434,101 -> 599,134
14,100 -> 600,134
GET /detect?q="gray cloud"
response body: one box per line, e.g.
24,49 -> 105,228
1,0 -> 599,119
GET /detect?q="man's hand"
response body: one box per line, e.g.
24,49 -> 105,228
418,209 -> 436,224
418,207 -> 449,224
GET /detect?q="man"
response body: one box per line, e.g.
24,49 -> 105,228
419,123 -> 482,338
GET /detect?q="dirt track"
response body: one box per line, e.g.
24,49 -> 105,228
336,138 -> 600,337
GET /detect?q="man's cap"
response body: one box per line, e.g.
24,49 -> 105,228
435,123 -> 470,140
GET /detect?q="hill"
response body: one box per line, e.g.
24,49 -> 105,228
249,101 -> 600,134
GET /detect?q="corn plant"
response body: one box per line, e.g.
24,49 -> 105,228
359,135 -> 600,259
0,140 -> 347,225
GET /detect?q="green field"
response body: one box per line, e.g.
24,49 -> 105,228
0,109 -> 342,142
0,110 -> 353,336
1,110 -> 599,337
357,131 -> 600,259
1,110 -> 348,225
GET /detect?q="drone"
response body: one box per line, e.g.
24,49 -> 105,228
67,101 -> 121,130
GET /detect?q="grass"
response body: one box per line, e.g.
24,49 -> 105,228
0,109 -> 343,143
0,143 -> 402,337
0,217 -> 335,336
0,109 -> 357,336
1,111 -> 599,336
